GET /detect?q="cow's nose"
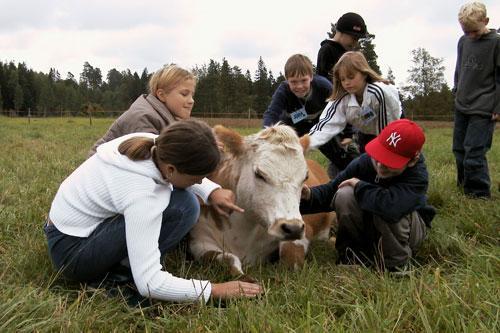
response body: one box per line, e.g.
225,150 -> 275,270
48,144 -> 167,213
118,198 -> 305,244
281,222 -> 305,240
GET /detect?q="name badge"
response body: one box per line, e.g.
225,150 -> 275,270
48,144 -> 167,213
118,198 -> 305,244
360,106 -> 376,125
291,107 -> 307,124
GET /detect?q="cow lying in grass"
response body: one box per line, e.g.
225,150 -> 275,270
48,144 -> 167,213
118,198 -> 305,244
189,124 -> 334,277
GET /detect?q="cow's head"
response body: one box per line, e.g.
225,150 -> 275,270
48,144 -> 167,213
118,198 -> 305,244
214,124 -> 310,241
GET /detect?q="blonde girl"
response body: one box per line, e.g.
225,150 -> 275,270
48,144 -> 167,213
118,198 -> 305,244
90,64 -> 239,217
309,51 -> 402,152
90,64 -> 196,155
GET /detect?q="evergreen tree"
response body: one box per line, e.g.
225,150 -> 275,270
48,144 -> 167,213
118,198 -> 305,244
253,57 -> 271,116
327,23 -> 337,38
49,68 -> 61,82
140,68 -> 150,93
219,58 -> 233,114
359,34 -> 381,75
387,67 -> 396,84
79,62 -> 102,90
106,68 -> 123,91
403,47 -> 445,98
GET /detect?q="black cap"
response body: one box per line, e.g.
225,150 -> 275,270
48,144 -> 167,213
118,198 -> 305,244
336,12 -> 367,39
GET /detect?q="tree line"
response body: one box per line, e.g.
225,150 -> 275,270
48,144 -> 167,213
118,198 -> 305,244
0,37 -> 454,120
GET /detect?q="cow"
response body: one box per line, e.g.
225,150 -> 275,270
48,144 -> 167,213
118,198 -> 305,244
189,124 -> 335,278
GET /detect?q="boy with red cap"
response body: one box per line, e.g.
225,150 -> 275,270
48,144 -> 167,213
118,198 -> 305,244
301,119 -> 436,272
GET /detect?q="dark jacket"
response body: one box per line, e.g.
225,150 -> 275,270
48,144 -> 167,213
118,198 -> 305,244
300,153 -> 436,226
89,94 -> 176,156
316,39 -> 347,81
454,29 -> 500,116
262,75 -> 333,136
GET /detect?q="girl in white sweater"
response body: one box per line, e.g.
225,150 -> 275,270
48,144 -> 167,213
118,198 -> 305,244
45,119 -> 262,303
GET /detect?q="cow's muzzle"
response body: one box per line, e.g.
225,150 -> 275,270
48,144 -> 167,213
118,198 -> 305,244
268,218 -> 305,240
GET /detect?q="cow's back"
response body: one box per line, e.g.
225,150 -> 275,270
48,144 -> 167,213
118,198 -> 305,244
303,159 -> 336,240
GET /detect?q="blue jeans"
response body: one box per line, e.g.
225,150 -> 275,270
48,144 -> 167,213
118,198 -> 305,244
44,189 -> 200,282
452,111 -> 495,197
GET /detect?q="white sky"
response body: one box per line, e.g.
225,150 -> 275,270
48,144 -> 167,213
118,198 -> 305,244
1,0 -> 499,89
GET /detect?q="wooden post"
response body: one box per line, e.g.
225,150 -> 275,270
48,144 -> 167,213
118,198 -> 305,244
88,104 -> 93,126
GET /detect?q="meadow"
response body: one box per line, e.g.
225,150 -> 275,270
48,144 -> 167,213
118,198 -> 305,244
0,116 -> 499,332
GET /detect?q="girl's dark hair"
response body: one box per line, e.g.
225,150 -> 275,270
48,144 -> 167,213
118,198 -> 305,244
118,119 -> 220,175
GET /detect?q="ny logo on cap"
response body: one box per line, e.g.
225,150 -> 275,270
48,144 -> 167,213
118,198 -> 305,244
386,131 -> 402,147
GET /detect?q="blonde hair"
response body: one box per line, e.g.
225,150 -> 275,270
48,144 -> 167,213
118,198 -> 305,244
329,51 -> 384,100
458,2 -> 487,28
284,54 -> 314,79
148,64 -> 196,96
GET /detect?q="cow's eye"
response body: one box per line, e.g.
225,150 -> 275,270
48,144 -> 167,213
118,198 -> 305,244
255,170 -> 267,182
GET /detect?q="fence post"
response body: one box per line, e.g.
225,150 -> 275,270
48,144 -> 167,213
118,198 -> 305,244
88,105 -> 93,126
28,108 -> 31,124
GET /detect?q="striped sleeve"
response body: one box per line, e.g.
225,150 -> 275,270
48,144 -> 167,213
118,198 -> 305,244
308,95 -> 348,149
367,83 -> 402,134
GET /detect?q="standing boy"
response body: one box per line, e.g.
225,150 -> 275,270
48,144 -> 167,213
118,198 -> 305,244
301,119 -> 435,271
263,54 -> 357,176
453,2 -> 499,199
316,12 -> 368,82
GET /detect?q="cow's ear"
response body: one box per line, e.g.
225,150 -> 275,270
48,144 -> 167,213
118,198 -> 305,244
299,134 -> 310,155
213,125 -> 245,156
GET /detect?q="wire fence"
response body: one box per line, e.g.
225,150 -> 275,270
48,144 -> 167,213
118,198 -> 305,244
0,109 -> 459,128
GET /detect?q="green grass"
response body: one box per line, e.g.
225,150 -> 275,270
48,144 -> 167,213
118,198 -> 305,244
0,117 -> 499,332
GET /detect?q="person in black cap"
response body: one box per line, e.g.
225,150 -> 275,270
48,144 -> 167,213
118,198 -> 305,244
317,12 -> 367,82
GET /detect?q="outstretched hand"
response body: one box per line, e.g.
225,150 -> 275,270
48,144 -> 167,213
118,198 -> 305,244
208,188 -> 244,218
211,280 -> 263,300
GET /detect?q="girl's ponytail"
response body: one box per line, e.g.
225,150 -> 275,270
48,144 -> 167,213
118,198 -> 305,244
118,137 -> 155,160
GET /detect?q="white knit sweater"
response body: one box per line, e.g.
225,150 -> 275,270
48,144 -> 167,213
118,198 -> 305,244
49,133 -> 220,303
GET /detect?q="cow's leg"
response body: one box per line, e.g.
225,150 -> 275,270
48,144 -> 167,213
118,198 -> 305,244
279,225 -> 311,270
201,250 -> 245,277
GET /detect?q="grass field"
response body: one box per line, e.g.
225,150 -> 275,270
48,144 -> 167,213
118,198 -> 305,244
1,116 -> 499,332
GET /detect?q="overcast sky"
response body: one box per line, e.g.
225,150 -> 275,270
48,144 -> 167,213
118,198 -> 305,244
1,0 -> 499,89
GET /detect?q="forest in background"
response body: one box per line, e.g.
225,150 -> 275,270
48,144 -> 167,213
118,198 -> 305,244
0,32 -> 454,120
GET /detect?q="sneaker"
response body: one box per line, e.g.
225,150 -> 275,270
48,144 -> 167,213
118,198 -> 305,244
387,264 -> 413,277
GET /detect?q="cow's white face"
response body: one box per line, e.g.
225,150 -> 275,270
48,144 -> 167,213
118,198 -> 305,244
234,129 -> 308,240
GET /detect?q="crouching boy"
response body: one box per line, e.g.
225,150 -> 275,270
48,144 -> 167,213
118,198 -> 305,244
300,119 -> 436,271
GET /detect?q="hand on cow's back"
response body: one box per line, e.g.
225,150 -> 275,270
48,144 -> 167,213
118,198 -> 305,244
210,281 -> 263,300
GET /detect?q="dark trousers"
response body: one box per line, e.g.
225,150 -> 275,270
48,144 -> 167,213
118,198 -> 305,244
319,137 -> 359,178
44,189 -> 200,283
452,111 -> 495,198
333,186 -> 427,269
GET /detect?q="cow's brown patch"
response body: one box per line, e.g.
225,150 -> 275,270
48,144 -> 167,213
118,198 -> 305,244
280,241 -> 305,269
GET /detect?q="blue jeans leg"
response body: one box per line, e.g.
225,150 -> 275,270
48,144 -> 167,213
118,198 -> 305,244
45,189 -> 200,283
452,111 -> 494,197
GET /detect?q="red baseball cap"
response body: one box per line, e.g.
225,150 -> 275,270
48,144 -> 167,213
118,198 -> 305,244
365,119 -> 425,169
